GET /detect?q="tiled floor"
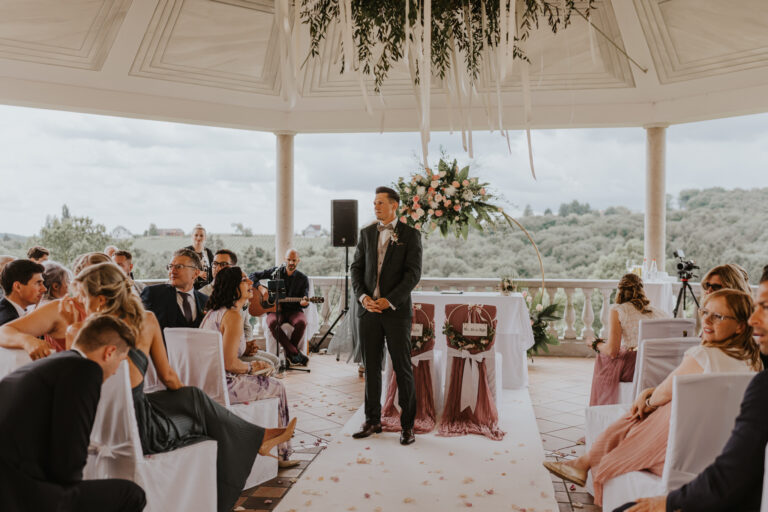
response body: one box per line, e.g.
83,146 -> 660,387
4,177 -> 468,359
235,353 -> 597,512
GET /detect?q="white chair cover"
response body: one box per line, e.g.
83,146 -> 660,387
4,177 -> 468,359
631,337 -> 701,400
0,347 -> 31,380
638,318 -> 697,345
762,444 -> 768,512
600,373 -> 754,511
262,279 -> 318,356
382,349 -> 445,415
84,361 -> 218,512
163,327 -> 279,487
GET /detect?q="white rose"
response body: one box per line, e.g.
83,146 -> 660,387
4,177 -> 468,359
536,304 -> 544,312
435,193 -> 443,201
417,186 -> 426,196
404,186 -> 411,193
416,208 -> 425,218
444,186 -> 456,197
462,190 -> 474,201
430,180 -> 439,188
429,202 -> 438,209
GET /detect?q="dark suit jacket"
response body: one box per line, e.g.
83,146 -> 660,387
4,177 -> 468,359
141,284 -> 208,334
666,370 -> 768,512
350,221 -> 422,319
0,297 -> 20,326
184,246 -> 214,290
0,351 -> 103,511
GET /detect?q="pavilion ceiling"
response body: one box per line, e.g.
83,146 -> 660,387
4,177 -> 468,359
0,0 -> 767,132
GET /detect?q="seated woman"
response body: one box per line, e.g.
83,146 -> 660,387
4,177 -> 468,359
68,262 -> 296,512
200,266 -> 296,466
39,262 -> 72,305
546,289 -> 761,507
588,273 -> 669,406
700,263 -> 751,295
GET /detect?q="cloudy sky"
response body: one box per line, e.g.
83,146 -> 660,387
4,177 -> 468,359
1,104 -> 768,237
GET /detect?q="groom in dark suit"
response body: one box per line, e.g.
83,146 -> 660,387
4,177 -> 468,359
141,248 -> 208,338
350,186 -> 422,445
0,314 -> 146,512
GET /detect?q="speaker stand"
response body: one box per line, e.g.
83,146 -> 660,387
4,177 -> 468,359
312,243 -> 350,354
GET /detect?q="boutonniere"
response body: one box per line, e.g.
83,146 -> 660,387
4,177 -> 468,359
390,227 -> 402,246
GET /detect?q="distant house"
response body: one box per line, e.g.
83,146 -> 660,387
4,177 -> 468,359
111,225 -> 133,240
157,228 -> 185,236
301,224 -> 325,238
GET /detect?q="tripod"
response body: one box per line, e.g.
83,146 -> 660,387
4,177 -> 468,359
673,278 -> 700,318
268,277 -> 310,374
313,241 -> 350,356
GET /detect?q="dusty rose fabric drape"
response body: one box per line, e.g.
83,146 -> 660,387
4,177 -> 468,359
437,304 -> 505,441
589,349 -> 637,406
381,304 -> 437,433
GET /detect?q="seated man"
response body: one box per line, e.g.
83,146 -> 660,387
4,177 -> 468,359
249,248 -> 310,365
26,246 -> 50,263
0,259 -> 46,326
617,266 -> 768,512
0,314 -> 146,512
112,250 -> 145,296
141,249 -> 208,337
0,255 -> 16,300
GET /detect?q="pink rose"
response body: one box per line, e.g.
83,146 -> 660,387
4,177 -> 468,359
453,204 -> 461,211
452,181 -> 460,188
462,179 -> 469,186
414,223 -> 421,230
412,196 -> 419,204
435,210 -> 444,217
428,187 -> 435,193
444,199 -> 451,206
410,211 -> 419,220
400,216 -> 407,223
480,188 -> 486,195
427,209 -> 434,215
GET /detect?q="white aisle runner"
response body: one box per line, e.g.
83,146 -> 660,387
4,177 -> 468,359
277,389 -> 558,512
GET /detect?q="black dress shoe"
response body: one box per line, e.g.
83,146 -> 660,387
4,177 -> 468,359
352,422 -> 382,439
400,428 -> 415,445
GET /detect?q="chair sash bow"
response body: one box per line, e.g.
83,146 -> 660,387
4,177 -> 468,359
446,347 -> 488,413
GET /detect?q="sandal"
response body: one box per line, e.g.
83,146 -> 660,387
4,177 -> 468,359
542,461 -> 587,487
259,418 -> 297,459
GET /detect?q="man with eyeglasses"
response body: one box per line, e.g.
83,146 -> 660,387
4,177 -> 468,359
141,248 -> 209,337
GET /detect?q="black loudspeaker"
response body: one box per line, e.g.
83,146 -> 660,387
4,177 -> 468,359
331,200 -> 358,247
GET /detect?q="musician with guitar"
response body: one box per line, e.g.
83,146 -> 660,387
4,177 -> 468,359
249,249 -> 312,366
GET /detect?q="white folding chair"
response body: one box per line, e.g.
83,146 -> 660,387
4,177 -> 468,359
164,327 -> 279,487
630,337 -> 701,400
84,361 -> 218,512
0,347 -> 31,380
616,319 -> 696,403
600,373 -> 754,511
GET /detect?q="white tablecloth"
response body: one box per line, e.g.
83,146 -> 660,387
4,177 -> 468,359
411,291 -> 534,389
644,281 -> 675,316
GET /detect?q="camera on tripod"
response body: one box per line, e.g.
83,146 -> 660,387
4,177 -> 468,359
673,249 -> 699,281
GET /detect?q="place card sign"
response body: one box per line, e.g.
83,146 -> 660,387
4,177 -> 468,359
411,323 -> 424,337
462,322 -> 488,337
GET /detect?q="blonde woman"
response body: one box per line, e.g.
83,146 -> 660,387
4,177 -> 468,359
68,263 -> 295,512
700,263 -> 751,296
184,224 -> 213,289
588,273 -> 669,406
547,289 -> 761,506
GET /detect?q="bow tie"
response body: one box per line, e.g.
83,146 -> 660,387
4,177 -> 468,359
377,223 -> 394,232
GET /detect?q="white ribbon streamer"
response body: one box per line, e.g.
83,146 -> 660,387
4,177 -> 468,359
446,346 -> 487,413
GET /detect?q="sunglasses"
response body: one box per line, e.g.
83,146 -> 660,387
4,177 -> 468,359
703,282 -> 724,292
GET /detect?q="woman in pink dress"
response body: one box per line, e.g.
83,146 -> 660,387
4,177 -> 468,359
545,289 -> 761,506
588,274 -> 669,406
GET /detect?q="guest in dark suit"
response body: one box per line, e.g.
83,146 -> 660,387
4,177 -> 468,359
141,249 -> 208,336
350,186 -> 422,445
249,248 -> 311,366
0,314 -> 146,512
616,269 -> 768,512
0,259 -> 46,326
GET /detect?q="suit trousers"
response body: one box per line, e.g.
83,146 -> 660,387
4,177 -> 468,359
359,311 -> 416,429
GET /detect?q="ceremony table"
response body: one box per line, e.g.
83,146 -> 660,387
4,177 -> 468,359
411,291 -> 535,389
644,280 -> 676,316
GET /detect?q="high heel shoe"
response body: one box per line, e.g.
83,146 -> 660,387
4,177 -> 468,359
258,417 -> 297,459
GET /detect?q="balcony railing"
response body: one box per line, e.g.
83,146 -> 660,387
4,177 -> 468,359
139,276 -> 711,356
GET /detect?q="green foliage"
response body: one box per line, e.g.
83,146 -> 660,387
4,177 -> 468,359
527,293 -> 563,356
29,210 -> 129,267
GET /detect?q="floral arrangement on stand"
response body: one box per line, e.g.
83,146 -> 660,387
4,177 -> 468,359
443,322 -> 497,352
411,324 -> 435,353
525,291 -> 563,357
395,157 -> 545,289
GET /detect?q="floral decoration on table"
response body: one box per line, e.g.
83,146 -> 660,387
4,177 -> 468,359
525,292 -> 562,357
499,276 -> 517,295
411,324 -> 435,353
395,157 -> 546,290
443,322 -> 496,352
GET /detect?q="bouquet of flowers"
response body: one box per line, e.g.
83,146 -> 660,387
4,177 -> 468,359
499,276 -> 517,295
525,292 -> 563,357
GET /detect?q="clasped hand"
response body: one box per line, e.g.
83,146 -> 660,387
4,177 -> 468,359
362,296 -> 390,313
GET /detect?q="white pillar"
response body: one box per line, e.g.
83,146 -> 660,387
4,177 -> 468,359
644,125 -> 667,271
275,131 -> 295,265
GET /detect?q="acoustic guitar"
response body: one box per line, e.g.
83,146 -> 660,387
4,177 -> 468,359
248,286 -> 324,317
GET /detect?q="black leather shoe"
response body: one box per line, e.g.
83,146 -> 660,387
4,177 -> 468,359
352,422 -> 382,439
400,428 -> 415,445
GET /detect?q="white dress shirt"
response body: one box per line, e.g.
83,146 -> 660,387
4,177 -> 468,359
359,218 -> 398,309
